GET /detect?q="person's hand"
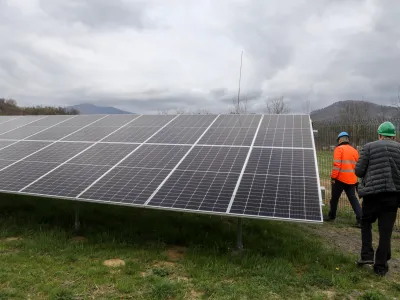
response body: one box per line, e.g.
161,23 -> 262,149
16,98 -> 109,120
331,179 -> 336,185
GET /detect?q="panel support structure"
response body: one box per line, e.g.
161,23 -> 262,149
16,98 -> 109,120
74,205 -> 81,232
236,217 -> 243,251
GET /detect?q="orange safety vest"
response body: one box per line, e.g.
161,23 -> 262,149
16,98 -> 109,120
330,143 -> 359,185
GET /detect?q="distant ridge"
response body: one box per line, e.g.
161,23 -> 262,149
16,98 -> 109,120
310,100 -> 398,122
68,103 -> 133,115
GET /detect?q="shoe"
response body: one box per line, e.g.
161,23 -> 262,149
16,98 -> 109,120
357,258 -> 374,266
373,264 -> 388,276
374,269 -> 387,277
324,215 -> 335,222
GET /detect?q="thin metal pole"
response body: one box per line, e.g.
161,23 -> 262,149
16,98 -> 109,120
237,50 -> 243,113
236,218 -> 243,250
74,205 -> 81,231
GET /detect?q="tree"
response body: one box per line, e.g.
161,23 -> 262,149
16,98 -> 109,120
339,101 -> 370,147
229,94 -> 249,114
0,98 -> 79,115
391,86 -> 400,117
339,101 -> 369,124
175,107 -> 189,114
265,96 -> 290,114
157,109 -> 170,115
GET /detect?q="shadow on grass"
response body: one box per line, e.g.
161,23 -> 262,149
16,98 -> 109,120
0,194 -> 393,299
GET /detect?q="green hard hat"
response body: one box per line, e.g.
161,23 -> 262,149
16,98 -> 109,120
377,121 -> 396,136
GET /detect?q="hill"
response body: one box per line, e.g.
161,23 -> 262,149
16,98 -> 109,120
68,103 -> 133,115
0,98 -> 79,115
310,100 -> 398,122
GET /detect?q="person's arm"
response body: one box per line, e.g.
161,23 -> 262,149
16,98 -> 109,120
330,146 -> 342,182
355,144 -> 369,178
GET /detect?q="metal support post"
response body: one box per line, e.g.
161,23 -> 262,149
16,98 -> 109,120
236,217 -> 243,250
74,205 -> 81,232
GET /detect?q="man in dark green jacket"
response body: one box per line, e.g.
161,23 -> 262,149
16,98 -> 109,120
355,121 -> 400,276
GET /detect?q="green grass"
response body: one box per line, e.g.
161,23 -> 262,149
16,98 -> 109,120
0,195 -> 398,299
317,151 -> 333,181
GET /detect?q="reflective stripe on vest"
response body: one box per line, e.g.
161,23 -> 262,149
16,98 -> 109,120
334,160 -> 357,164
332,167 -> 355,173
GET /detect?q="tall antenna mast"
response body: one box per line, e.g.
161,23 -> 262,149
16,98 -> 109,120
237,50 -> 243,113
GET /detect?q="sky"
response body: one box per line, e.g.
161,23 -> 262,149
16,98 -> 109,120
1,0 -> 400,114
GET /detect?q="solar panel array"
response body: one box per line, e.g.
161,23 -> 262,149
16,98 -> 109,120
0,114 -> 322,223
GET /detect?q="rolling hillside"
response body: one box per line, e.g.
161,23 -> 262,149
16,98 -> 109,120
68,103 -> 133,115
310,100 -> 398,122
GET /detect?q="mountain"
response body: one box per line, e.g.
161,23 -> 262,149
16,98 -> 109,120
310,100 -> 398,122
68,103 -> 133,115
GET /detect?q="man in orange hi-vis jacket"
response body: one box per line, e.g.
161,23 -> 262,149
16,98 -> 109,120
325,132 -> 362,227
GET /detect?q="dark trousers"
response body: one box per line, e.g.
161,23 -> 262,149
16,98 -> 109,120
361,193 -> 399,273
329,180 -> 362,221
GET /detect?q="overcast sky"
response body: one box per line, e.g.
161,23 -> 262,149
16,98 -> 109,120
1,0 -> 399,114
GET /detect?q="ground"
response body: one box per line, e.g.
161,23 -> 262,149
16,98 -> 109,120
1,195 -> 400,300
305,217 -> 400,278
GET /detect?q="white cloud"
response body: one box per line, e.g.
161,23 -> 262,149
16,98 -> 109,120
0,0 -> 399,113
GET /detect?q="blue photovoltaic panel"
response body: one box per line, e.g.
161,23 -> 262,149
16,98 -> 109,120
101,126 -> 162,143
28,127 -> 83,141
62,126 -> 122,142
0,114 -> 322,224
0,161 -> 60,191
229,147 -> 320,221
197,115 -> 262,146
22,142 -> 92,164
0,141 -> 51,161
147,146 -> 248,212
68,143 -> 138,166
0,116 -> 44,134
254,115 -> 313,148
79,168 -> 171,205
23,164 -> 112,198
147,170 -> 240,212
0,141 -> 16,150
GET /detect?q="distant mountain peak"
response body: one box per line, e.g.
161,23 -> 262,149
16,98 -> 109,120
68,103 -> 133,115
310,100 -> 398,122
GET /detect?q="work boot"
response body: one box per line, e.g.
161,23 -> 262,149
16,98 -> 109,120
323,215 -> 335,222
357,258 -> 374,266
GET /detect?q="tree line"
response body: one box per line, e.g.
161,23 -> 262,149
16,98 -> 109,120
0,98 -> 79,115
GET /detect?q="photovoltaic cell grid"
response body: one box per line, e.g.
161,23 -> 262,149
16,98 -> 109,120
0,114 -> 322,223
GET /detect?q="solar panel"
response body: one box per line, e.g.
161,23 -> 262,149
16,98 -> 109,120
197,115 -> 262,146
23,164 -> 112,198
102,126 -> 163,143
0,141 -> 51,162
0,114 -> 322,224
68,143 -> 138,166
0,116 -> 45,135
0,161 -> 60,191
0,140 -> 16,149
28,126 -> 83,141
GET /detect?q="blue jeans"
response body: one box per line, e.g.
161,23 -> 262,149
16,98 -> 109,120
328,179 -> 362,222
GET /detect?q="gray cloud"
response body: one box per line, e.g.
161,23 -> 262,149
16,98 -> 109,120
39,0 -> 153,30
0,0 -> 399,114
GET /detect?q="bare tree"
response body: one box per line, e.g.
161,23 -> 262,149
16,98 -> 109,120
265,96 -> 290,114
194,108 -> 210,114
175,107 -> 188,114
391,86 -> 400,116
229,95 -> 249,114
157,109 -> 169,115
339,101 -> 370,147
339,101 -> 369,123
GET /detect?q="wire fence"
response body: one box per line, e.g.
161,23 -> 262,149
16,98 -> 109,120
313,118 -> 400,227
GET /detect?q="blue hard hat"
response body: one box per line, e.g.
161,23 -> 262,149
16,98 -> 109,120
337,132 -> 349,141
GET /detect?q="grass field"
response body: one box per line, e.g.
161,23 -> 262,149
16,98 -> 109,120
1,195 -> 400,299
